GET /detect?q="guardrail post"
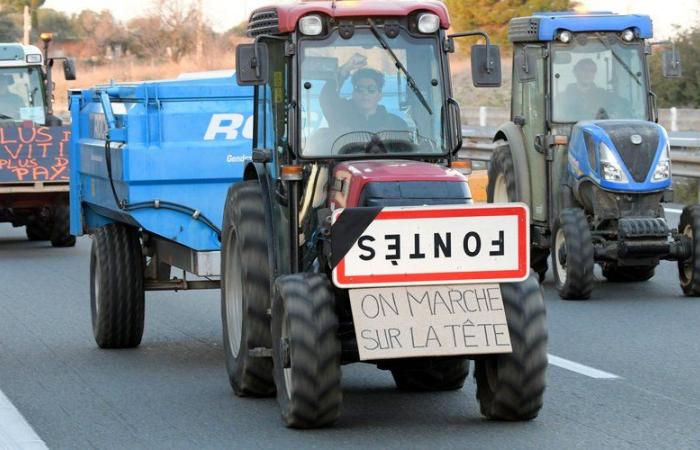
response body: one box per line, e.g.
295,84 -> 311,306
671,107 -> 678,132
479,106 -> 487,127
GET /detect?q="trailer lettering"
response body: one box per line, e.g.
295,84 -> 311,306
204,114 -> 254,141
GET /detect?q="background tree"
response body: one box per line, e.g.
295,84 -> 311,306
0,0 -> 45,32
650,25 -> 700,108
0,13 -> 20,41
443,0 -> 575,47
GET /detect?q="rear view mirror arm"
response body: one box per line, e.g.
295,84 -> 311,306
448,31 -> 494,73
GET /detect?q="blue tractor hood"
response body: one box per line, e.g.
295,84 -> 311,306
568,120 -> 671,193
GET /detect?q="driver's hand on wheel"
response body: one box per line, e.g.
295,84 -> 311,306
339,53 -> 367,78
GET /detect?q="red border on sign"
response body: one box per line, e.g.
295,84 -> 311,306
335,206 -> 528,286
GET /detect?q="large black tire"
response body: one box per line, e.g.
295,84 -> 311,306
271,273 -> 342,429
90,224 -> 145,348
50,203 -> 76,247
678,205 -> 700,296
602,263 -> 656,282
487,143 -> 547,281
474,272 -> 547,421
551,208 -> 594,300
391,357 -> 469,391
26,220 -> 50,241
221,181 -> 275,397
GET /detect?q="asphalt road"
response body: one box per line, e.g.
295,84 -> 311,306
1,208 -> 700,449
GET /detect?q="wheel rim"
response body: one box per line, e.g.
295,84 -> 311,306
282,314 -> 293,399
554,228 -> 567,284
224,230 -> 244,358
682,224 -> 694,285
493,174 -> 509,203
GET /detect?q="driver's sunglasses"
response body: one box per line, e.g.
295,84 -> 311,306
353,84 -> 379,95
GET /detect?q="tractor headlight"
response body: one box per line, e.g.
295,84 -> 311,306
621,28 -> 636,42
599,142 -> 628,183
557,30 -> 573,44
25,54 -> 42,63
299,15 -> 323,36
653,144 -> 671,181
417,13 -> 440,34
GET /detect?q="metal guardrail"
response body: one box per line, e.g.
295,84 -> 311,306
461,126 -> 700,179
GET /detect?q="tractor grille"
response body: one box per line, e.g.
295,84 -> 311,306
360,182 -> 471,207
508,17 -> 541,42
597,121 -> 660,183
248,9 -> 280,37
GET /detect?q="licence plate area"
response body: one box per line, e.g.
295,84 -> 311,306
350,283 -> 511,361
332,204 -> 529,288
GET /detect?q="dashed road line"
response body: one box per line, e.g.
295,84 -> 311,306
0,389 -> 47,450
548,354 -> 621,379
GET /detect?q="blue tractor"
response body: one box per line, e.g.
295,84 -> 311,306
486,12 -> 698,299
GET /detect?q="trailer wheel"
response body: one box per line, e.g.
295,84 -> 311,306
602,263 -> 656,282
488,143 -> 546,281
90,224 -> 145,348
271,273 -> 342,429
678,205 -> 700,296
474,272 -> 547,421
26,220 -> 50,241
221,181 -> 275,397
551,208 -> 594,300
50,203 -> 76,247
391,357 -> 469,391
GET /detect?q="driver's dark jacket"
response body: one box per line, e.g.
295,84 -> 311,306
319,78 -> 407,135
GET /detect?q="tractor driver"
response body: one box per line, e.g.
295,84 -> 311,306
319,54 -> 408,146
0,74 -> 24,119
560,58 -> 611,120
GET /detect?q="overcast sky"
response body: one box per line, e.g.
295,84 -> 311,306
42,0 -> 699,38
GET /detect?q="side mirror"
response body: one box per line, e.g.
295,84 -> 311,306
446,98 -> 463,153
471,44 -> 501,87
63,58 -> 76,81
514,48 -> 537,83
236,42 -> 269,86
662,48 -> 682,78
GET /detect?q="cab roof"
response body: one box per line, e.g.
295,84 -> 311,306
508,12 -> 653,43
248,1 -> 450,36
0,43 -> 43,65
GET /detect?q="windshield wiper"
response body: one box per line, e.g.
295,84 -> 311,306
367,18 -> 433,115
0,113 -> 13,120
595,34 -> 642,87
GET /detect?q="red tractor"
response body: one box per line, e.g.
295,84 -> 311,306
222,1 -> 547,428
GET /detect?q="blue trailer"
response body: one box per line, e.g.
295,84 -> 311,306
69,71 -> 254,346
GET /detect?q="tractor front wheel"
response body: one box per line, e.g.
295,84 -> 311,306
474,272 -> 547,421
551,208 -> 594,300
678,205 -> 700,296
271,273 -> 342,429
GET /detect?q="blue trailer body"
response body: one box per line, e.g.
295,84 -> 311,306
69,73 -> 254,251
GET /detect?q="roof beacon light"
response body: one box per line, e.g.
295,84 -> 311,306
299,15 -> 323,36
558,30 -> 572,43
418,13 -> 440,34
621,28 -> 635,42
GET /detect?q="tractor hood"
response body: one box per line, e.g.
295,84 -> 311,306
329,160 -> 471,209
568,120 -> 671,193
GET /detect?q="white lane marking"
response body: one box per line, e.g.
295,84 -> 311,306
548,354 -> 620,379
664,208 -> 683,215
0,389 -> 48,450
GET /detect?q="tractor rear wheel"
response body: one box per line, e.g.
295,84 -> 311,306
602,263 -> 656,282
678,205 -> 700,296
221,181 -> 275,397
390,357 -> 469,391
552,208 -> 594,300
474,272 -> 547,421
90,224 -> 145,348
271,273 -> 342,428
488,142 -> 547,281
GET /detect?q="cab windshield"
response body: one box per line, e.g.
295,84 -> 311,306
551,35 -> 648,123
0,67 -> 46,124
299,28 -> 445,157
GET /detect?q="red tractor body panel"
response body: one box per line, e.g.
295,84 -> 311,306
329,160 -> 466,208
254,1 -> 450,34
